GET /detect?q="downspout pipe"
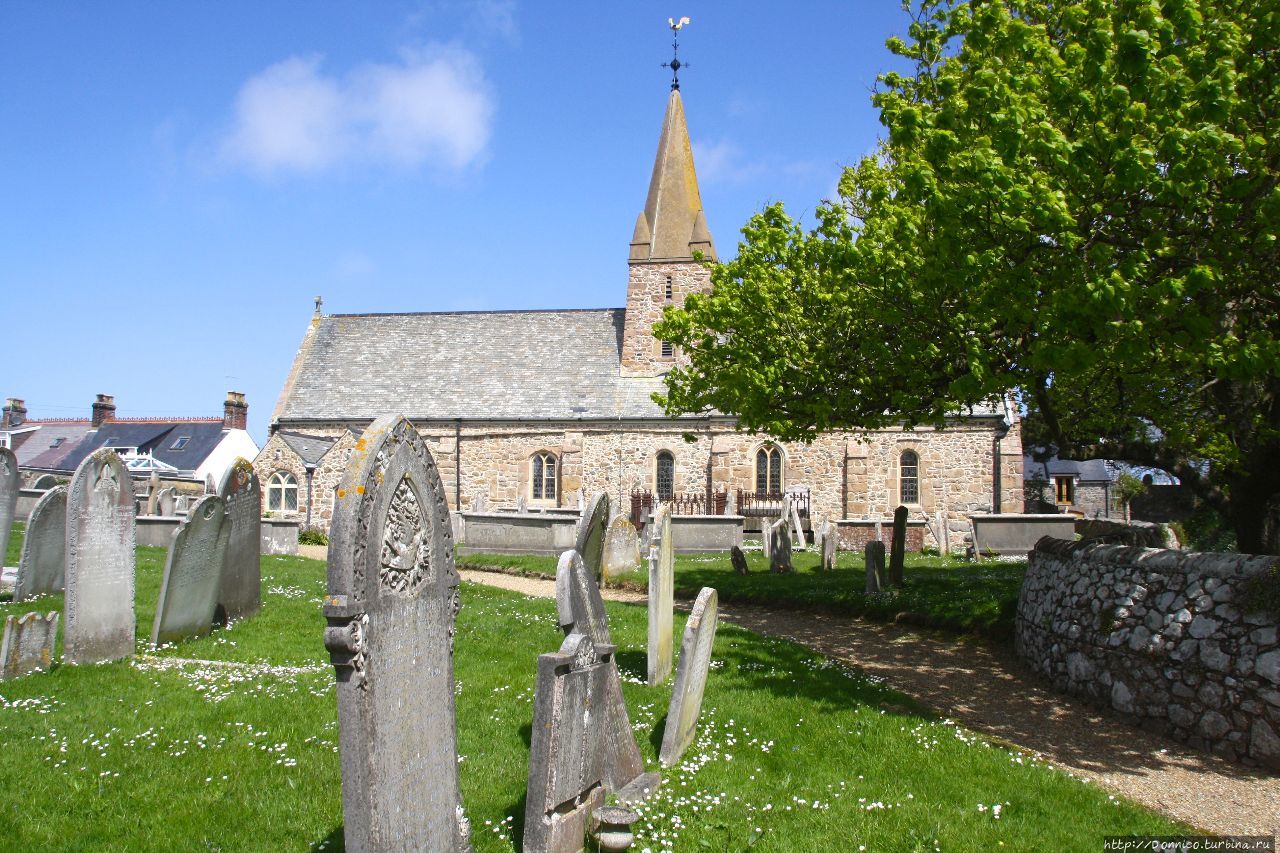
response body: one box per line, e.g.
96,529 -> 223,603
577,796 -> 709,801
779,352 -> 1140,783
454,418 -> 462,511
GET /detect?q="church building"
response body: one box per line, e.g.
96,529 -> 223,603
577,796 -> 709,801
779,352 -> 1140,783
257,86 -> 1024,551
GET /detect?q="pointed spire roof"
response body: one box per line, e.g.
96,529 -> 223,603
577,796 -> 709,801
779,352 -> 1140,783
636,89 -> 716,262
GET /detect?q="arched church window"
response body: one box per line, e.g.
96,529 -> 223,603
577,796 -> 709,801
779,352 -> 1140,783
267,471 -> 298,512
755,445 -> 783,495
656,451 -> 675,500
531,452 -> 558,501
899,451 -> 920,505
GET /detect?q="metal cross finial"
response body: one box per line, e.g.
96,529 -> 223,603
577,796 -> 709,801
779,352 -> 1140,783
662,17 -> 691,91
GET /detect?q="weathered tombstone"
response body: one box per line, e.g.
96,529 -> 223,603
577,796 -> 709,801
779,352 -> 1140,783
812,518 -> 824,553
935,509 -> 949,554
555,550 -> 660,802
865,540 -> 885,593
151,495 -> 232,647
322,415 -> 469,852
155,487 -> 176,516
15,486 -> 67,601
217,458 -> 261,622
524,632 -> 609,853
789,497 -> 805,549
205,474 -> 217,494
821,522 -> 837,572
889,505 -> 908,588
725,489 -> 736,515
0,611 -> 59,680
31,474 -> 58,491
874,519 -> 883,542
0,447 -> 18,560
602,516 -> 641,579
574,491 -> 610,583
729,545 -> 749,576
660,587 -> 719,766
647,503 -> 674,686
64,449 -> 136,665
174,495 -> 191,516
575,488 -> 585,510
145,472 -> 161,515
472,492 -> 488,513
768,517 -> 793,574
760,521 -> 773,561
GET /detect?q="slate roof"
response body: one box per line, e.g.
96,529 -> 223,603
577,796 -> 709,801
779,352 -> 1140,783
276,309 -> 676,422
278,431 -> 338,465
13,421 -> 95,471
1023,453 -> 1113,483
57,421 -> 228,475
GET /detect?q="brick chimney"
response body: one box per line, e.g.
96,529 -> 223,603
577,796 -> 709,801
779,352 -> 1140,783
223,391 -> 248,430
91,394 -> 116,428
2,398 -> 26,429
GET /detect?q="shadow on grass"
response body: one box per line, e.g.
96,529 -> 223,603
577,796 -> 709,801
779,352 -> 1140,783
505,790 -> 528,848
614,649 -> 646,681
312,826 -> 344,851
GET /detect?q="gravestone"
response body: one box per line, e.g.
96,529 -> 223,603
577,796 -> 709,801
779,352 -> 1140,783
64,449 -> 136,665
768,517 -> 793,574
821,522 -> 837,572
725,489 -> 736,515
151,495 -> 232,647
0,447 -> 18,560
516,495 -> 528,514
31,474 -> 58,491
205,474 -> 217,494
217,458 -> 261,622
865,540 -> 885,593
812,519 -> 824,553
0,611 -> 59,680
889,505 -> 908,588
660,587 -> 719,766
155,487 -> 176,516
174,495 -> 191,515
523,632 -> 610,853
322,415 -> 469,852
555,550 -> 659,802
145,472 -> 161,515
574,491 -> 610,583
602,516 -> 640,579
760,521 -> 773,561
472,492 -> 487,513
730,545 -> 749,576
789,497 -> 805,549
647,503 -> 674,686
15,486 -> 67,601
935,509 -> 949,554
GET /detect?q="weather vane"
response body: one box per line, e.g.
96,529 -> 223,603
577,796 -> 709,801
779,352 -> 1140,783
662,16 -> 691,90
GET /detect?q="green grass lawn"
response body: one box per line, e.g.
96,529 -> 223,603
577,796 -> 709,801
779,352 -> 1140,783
459,548 -> 1027,639
0,526 -> 1186,850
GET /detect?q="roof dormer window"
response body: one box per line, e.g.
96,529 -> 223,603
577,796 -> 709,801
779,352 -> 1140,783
170,436 -> 191,451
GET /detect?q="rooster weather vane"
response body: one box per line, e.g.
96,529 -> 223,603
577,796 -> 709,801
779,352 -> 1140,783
663,16 -> 691,90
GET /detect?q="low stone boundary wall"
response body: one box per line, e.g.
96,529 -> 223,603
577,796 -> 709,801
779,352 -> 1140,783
1075,518 -> 1176,549
835,519 -> 926,553
970,513 -> 1076,555
459,512 -> 579,556
1016,537 -> 1280,768
136,516 -> 182,548
16,489 -> 47,522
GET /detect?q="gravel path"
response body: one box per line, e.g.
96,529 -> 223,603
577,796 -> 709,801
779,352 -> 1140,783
459,569 -> 1280,838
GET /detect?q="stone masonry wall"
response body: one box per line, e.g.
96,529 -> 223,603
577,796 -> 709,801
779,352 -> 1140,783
260,416 -> 1021,553
1016,537 -> 1280,769
620,261 -> 711,377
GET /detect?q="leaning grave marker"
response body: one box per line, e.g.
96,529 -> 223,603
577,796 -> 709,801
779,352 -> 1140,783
0,611 -> 59,680
151,495 -> 232,647
64,449 -> 136,665
217,458 -> 261,622
523,631 -> 610,853
647,502 -> 674,686
15,485 -> 67,601
555,550 -> 660,802
574,491 -> 609,583
0,447 -> 18,561
660,586 -> 720,766
322,415 -> 470,852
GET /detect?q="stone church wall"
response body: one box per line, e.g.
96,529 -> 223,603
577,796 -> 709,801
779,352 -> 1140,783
1016,537 -> 1280,769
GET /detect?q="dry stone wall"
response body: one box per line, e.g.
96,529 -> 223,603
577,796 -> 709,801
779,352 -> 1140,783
1016,538 -> 1280,769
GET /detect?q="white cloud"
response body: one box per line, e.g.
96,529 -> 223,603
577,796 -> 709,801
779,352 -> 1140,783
221,46 -> 494,176
693,138 -> 764,185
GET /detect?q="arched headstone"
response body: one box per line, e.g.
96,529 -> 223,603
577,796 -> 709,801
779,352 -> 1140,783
31,474 -> 59,491
574,491 -> 610,583
15,486 -> 67,601
602,516 -> 641,579
64,449 -> 136,664
152,495 -> 231,646
660,587 -> 720,766
155,488 -> 177,517
323,415 -> 469,851
217,458 -> 261,622
0,447 -> 18,559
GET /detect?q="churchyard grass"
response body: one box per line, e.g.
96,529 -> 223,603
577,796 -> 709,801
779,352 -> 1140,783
0,538 -> 1185,849
5,520 -> 23,566
458,548 -> 1026,638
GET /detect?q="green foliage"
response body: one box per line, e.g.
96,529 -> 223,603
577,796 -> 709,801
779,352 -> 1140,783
1171,505 -> 1238,552
1242,562 -> 1280,617
298,527 -> 329,546
656,0 -> 1280,552
1114,473 -> 1147,507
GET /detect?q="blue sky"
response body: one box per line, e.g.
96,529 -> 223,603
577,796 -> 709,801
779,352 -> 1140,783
2,2 -> 917,443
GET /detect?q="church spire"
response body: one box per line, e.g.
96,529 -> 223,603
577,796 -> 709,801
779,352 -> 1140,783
633,89 -> 717,263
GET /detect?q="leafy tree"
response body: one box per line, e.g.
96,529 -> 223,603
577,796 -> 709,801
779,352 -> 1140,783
1114,471 -> 1148,522
656,0 -> 1279,553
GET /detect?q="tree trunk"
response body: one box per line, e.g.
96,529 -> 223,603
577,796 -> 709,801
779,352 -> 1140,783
1226,470 -> 1280,556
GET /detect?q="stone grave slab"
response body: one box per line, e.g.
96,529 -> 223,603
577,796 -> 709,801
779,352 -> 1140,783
0,447 -> 17,560
602,516 -> 640,580
647,503 -> 674,686
524,632 -> 610,853
574,491 -> 610,583
323,415 -> 469,852
151,495 -> 232,647
889,505 -> 908,588
0,611 -> 59,680
64,449 -> 136,665
769,517 -> 793,573
865,540 -> 885,593
821,521 -> 837,572
15,485 -> 67,601
154,487 -> 176,516
555,550 -> 660,802
660,587 -> 719,766
217,458 -> 261,622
